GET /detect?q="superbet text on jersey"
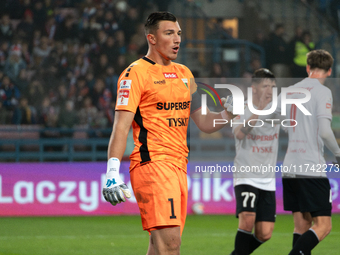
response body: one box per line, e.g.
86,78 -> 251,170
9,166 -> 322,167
115,57 -> 198,171
232,101 -> 279,191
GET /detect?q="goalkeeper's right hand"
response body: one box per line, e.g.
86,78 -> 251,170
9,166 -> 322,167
102,157 -> 132,206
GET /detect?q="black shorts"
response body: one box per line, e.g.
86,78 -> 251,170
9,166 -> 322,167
235,184 -> 276,222
282,177 -> 332,217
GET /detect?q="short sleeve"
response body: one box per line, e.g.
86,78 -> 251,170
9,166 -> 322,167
115,67 -> 143,114
316,88 -> 332,120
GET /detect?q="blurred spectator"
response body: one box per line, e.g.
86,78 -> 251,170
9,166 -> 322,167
266,24 -> 290,77
105,66 -> 119,99
26,79 -> 44,110
102,10 -> 119,36
153,0 -> 172,12
73,53 -> 90,79
13,97 -> 37,124
0,41 -> 9,70
78,96 -> 101,128
85,70 -> 96,90
72,76 -> 90,110
8,0 -> 32,19
253,29 -> 267,48
209,62 -> 225,78
32,0 -> 47,30
115,54 -> 128,75
16,10 -> 35,43
94,53 -> 109,77
288,26 -> 303,62
130,23 -> 147,50
58,100 -> 79,138
106,99 -> 116,126
39,96 -> 60,144
42,16 -> 57,40
44,0 -> 55,17
4,45 -> 27,83
40,49 -> 60,83
55,14 -> 79,42
91,77 -> 112,111
33,36 -> 52,67
21,42 -> 34,68
0,14 -> 14,44
242,58 -> 262,79
114,30 -> 126,55
100,35 -> 120,65
120,7 -> 139,44
0,75 -> 20,111
80,15 -> 101,43
94,6 -> 105,25
54,83 -> 69,106
32,29 -> 42,50
15,69 -> 30,92
0,101 -> 10,124
291,31 -> 315,78
125,43 -> 138,64
96,29 -> 108,49
330,0 -> 340,31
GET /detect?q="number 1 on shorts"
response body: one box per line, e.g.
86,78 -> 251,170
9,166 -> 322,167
168,198 -> 177,219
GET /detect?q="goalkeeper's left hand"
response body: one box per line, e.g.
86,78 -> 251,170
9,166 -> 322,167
102,157 -> 132,206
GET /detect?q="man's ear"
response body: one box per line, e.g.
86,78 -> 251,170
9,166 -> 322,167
147,34 -> 156,45
327,68 -> 332,77
306,65 -> 310,75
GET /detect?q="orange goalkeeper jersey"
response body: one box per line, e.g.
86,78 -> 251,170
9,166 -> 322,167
116,57 -> 196,171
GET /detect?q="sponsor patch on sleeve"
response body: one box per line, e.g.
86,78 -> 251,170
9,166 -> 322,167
326,103 -> 332,109
117,89 -> 130,106
119,80 -> 132,89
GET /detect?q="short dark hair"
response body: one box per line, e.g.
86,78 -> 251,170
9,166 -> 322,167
144,12 -> 177,35
252,68 -> 275,84
307,49 -> 333,71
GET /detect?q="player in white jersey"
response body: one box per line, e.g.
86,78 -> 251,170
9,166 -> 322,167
229,69 -> 279,255
274,50 -> 340,255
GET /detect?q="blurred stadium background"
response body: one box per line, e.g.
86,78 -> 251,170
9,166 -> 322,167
1,0 -> 340,254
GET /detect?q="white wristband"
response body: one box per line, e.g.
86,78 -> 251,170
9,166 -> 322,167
221,110 -> 229,120
107,157 -> 121,176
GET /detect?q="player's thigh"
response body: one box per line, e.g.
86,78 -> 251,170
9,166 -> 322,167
130,161 -> 185,231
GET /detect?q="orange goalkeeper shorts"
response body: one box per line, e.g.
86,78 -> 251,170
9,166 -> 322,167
130,161 -> 188,235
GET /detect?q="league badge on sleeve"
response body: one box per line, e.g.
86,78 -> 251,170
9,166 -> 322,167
181,78 -> 188,89
120,80 -> 131,89
117,89 -> 130,106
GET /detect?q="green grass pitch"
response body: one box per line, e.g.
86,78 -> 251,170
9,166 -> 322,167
0,214 -> 339,254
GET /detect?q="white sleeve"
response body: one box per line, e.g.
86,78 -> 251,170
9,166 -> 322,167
316,88 -> 332,120
318,117 -> 340,157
